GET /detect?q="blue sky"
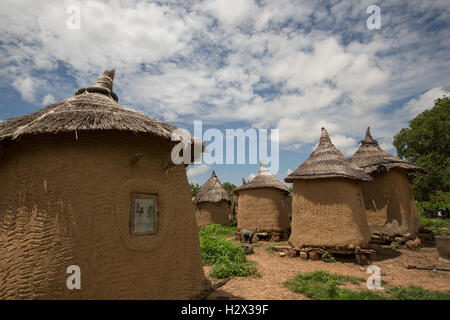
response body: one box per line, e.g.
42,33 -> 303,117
0,0 -> 449,186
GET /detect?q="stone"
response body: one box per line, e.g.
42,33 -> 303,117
309,252 -> 320,260
241,245 -> 254,255
287,249 -> 298,258
279,252 -> 286,257
435,235 -> 450,261
300,252 -> 308,260
405,237 -> 421,249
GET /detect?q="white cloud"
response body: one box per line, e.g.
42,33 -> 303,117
186,164 -> 209,178
12,75 -> 35,102
0,0 -> 448,157
247,173 -> 256,181
42,94 -> 56,106
402,87 -> 450,117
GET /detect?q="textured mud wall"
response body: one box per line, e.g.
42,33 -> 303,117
289,179 -> 370,248
0,132 -> 207,299
195,201 -> 230,227
237,188 -> 290,232
361,168 -> 420,235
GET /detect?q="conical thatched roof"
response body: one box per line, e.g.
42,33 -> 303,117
194,170 -> 230,204
285,128 -> 372,182
234,162 -> 289,194
0,69 -> 183,142
349,127 -> 425,174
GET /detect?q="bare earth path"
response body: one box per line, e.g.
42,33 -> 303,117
206,239 -> 450,300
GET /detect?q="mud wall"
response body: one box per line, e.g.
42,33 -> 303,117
237,188 -> 290,232
195,200 -> 230,227
0,132 -> 207,299
361,168 -> 420,235
289,178 -> 370,248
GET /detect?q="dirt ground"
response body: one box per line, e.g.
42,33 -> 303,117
205,239 -> 450,300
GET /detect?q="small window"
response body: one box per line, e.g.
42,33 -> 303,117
130,194 -> 158,235
356,194 -> 362,207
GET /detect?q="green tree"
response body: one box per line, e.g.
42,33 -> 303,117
222,182 -> 237,198
393,96 -> 449,201
190,183 -> 201,197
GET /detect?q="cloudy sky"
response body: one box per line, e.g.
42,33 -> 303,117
0,0 -> 449,186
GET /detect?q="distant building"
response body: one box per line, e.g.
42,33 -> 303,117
286,128 -> 372,248
234,162 -> 290,234
194,170 -> 231,227
349,127 -> 426,236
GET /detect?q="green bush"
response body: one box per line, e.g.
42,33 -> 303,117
321,250 -> 336,263
419,216 -> 450,235
199,224 -> 257,279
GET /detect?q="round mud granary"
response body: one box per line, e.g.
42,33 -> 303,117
194,170 -> 231,227
349,127 -> 426,236
285,128 -> 373,248
234,163 -> 290,233
0,70 -> 208,299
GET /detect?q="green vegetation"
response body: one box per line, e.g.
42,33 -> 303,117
321,250 -> 336,263
393,96 -> 449,202
419,215 -> 450,235
190,183 -> 201,197
222,182 -> 237,198
199,224 -> 258,279
284,270 -> 450,300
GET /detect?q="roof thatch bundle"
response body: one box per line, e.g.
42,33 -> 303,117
0,69 -> 182,143
234,162 -> 289,195
349,127 -> 425,174
285,128 -> 372,182
194,170 -> 230,204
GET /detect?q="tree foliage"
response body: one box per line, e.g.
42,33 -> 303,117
393,96 -> 449,201
222,182 -> 237,198
190,183 -> 201,197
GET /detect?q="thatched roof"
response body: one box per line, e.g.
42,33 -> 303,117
234,162 -> 289,194
0,69 -> 185,143
349,127 -> 425,174
194,170 -> 230,204
285,127 -> 372,182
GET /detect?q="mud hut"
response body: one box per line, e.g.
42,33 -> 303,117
230,178 -> 246,218
349,127 -> 425,236
234,163 -> 290,235
194,170 -> 231,227
0,69 -> 208,299
285,128 -> 373,249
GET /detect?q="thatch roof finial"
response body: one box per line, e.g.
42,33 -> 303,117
211,170 -> 216,177
75,68 -> 118,102
92,69 -> 115,91
362,126 -> 376,144
319,127 -> 332,145
242,178 -> 247,185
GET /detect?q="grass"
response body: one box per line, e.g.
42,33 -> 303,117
199,224 -> 258,279
419,216 -> 450,235
284,270 -> 450,300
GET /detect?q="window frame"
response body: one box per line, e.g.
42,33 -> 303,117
129,193 -> 159,235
